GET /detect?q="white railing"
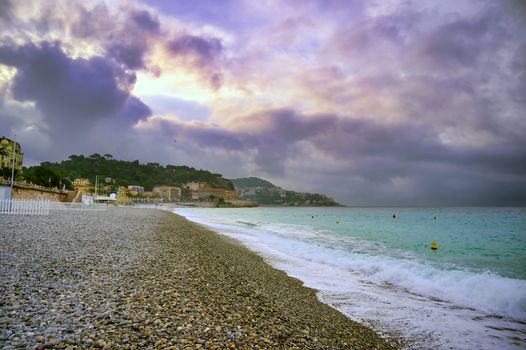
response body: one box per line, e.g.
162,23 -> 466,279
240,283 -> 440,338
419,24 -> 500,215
0,199 -> 50,216
0,178 -> 65,193
48,202 -> 108,211
129,204 -> 171,211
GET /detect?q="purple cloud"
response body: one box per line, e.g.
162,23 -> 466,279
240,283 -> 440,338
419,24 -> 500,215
140,0 -> 268,31
131,9 -> 160,33
168,35 -> 223,65
0,40 -> 150,132
108,42 -> 149,70
167,34 -> 224,88
416,15 -> 496,71
0,0 -> 12,21
105,9 -> 160,69
144,106 -> 526,204
0,42 -> 128,119
67,4 -> 159,70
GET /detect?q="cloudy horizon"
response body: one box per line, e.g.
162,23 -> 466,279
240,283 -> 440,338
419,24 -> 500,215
1,0 -> 525,206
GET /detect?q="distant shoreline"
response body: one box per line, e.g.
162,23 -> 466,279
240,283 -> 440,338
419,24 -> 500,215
176,201 -> 346,208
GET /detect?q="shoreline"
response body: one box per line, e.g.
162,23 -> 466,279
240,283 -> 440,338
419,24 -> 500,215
0,207 -> 401,349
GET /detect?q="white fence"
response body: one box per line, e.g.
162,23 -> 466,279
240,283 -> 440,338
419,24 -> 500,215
48,202 -> 108,211
129,204 -> 171,211
0,199 -> 50,216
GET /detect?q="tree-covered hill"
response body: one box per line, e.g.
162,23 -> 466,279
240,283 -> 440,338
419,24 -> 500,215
230,177 -> 275,189
231,177 -> 342,206
24,154 -> 234,191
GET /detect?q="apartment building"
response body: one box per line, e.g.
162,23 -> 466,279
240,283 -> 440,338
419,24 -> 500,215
0,136 -> 23,171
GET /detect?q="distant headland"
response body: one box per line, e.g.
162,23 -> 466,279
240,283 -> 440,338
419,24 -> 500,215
3,153 -> 341,207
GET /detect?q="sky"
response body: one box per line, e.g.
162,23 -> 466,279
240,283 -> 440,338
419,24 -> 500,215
0,0 -> 525,206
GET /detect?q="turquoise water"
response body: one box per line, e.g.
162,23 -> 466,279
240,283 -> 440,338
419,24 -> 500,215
175,207 -> 526,349
255,207 -> 526,279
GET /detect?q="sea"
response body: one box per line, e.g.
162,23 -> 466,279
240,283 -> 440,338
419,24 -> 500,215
173,207 -> 526,349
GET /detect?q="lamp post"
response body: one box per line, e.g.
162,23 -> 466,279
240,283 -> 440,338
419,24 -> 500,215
10,134 -> 16,188
95,175 -> 104,196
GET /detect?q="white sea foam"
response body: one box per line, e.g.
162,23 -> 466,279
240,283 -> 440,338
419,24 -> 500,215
174,208 -> 526,349
220,220 -> 526,320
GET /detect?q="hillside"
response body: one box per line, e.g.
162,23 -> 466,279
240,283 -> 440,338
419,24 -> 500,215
230,177 -> 275,189
231,177 -> 342,206
24,153 -> 234,191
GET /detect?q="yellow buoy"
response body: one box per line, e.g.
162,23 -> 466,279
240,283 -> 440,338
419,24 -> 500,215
431,241 -> 438,250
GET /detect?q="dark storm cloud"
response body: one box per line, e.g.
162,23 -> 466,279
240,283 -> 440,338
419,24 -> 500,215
68,3 -> 159,70
228,109 -> 334,139
0,0 -> 12,21
107,9 -> 160,69
0,40 -> 150,130
0,87 -> 21,133
513,69 -> 526,103
150,110 -> 312,175
168,35 -> 223,65
417,15 -> 497,70
117,96 -> 152,124
157,119 -> 245,150
131,9 -> 160,33
337,14 -> 406,52
168,34 -> 224,88
70,2 -> 113,38
0,41 -> 128,121
507,0 -> 526,18
148,108 -> 526,204
108,42 -> 149,70
331,4 -> 508,75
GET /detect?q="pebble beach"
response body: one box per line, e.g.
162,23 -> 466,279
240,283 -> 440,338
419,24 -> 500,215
0,208 -> 401,349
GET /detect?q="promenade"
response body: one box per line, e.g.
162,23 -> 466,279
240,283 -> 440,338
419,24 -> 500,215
0,178 -> 65,194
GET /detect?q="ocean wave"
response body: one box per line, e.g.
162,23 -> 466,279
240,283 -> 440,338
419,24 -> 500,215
174,208 -> 526,320
233,222 -> 526,320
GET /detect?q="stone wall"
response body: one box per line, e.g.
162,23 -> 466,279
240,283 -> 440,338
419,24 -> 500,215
11,187 -> 67,202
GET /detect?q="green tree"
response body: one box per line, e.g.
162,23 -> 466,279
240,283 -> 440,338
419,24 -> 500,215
0,167 -> 17,180
24,154 -> 234,192
23,166 -> 64,188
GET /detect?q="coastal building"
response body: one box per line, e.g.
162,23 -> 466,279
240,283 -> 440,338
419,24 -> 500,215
127,185 -> 144,196
143,191 -> 157,198
72,178 -> 94,193
0,136 -> 23,171
152,186 -> 181,202
204,187 -> 238,201
73,178 -> 90,186
186,182 -> 237,201
187,182 -> 201,191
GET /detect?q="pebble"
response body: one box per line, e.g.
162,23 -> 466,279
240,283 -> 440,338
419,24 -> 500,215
0,208 -> 400,349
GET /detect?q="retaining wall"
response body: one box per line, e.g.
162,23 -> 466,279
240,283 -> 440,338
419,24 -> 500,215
11,187 -> 67,202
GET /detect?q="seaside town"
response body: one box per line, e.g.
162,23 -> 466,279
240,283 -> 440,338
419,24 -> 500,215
0,136 -> 339,209
0,135 -> 230,204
